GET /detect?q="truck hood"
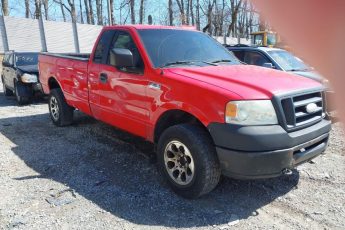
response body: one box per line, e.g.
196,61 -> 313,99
168,65 -> 322,99
17,65 -> 39,75
288,70 -> 323,83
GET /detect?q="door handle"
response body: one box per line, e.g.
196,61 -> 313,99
99,73 -> 108,84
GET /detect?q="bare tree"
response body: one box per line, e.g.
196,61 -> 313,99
130,0 -> 135,24
88,0 -> 95,24
66,0 -> 77,23
211,0 -> 227,36
43,0 -> 49,20
34,0 -> 41,19
176,0 -> 186,24
139,0 -> 145,24
53,0 -> 66,21
168,0 -> 173,26
54,0 -> 77,22
25,0 -> 30,18
196,0 -> 200,30
1,0 -> 8,16
79,0 -> 84,23
110,0 -> 115,24
190,0 -> 194,26
186,0 -> 190,24
95,0 -> 102,25
202,0 -> 215,34
227,0 -> 242,36
84,0 -> 90,23
237,0 -> 247,37
60,0 -> 66,21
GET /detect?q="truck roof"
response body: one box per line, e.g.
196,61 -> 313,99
103,24 -> 197,31
227,45 -> 284,52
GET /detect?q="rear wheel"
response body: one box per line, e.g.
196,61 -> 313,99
15,82 -> 30,105
1,77 -> 13,96
157,124 -> 221,199
49,88 -> 74,126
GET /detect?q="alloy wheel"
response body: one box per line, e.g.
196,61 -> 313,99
164,140 -> 195,186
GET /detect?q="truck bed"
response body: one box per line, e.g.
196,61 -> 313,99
39,52 -> 91,115
39,52 -> 90,61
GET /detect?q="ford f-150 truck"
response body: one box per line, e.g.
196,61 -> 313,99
39,25 -> 331,198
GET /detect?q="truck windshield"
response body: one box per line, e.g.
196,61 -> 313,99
137,29 -> 239,68
267,50 -> 310,71
15,53 -> 39,66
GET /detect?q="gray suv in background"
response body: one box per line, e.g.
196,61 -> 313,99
227,46 -> 336,115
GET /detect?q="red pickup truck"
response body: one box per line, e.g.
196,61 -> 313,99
39,25 -> 331,198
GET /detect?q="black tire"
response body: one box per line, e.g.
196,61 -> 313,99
14,82 -> 30,105
157,124 -> 221,199
49,88 -> 74,126
2,77 -> 13,96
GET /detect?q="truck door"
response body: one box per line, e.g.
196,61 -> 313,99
89,29 -> 149,138
88,30 -> 116,119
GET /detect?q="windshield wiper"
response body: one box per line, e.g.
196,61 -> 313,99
161,61 -> 196,68
289,68 -> 310,72
161,60 -> 217,68
201,61 -> 218,66
211,59 -> 233,64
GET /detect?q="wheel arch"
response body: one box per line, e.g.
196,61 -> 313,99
48,76 -> 61,91
153,109 -> 213,145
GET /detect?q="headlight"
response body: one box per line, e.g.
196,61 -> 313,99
21,73 -> 38,83
225,100 -> 278,125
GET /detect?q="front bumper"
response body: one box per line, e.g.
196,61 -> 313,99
32,82 -> 43,93
208,119 -> 331,179
17,82 -> 43,96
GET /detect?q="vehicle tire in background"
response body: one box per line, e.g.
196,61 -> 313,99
1,77 -> 13,96
14,82 -> 30,105
49,88 -> 74,126
157,124 -> 221,199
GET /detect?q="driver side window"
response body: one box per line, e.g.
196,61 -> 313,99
108,32 -> 144,73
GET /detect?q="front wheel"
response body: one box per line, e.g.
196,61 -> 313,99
49,88 -> 74,126
157,124 -> 221,199
15,82 -> 30,105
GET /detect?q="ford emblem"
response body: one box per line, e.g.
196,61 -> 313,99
306,103 -> 318,114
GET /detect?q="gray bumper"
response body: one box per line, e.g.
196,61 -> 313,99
208,119 -> 331,179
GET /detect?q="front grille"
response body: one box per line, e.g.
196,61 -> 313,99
279,91 -> 324,130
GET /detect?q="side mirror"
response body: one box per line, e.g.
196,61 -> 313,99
262,62 -> 274,69
2,61 -> 11,67
110,48 -> 134,68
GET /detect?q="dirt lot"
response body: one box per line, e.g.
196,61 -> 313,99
0,82 -> 344,230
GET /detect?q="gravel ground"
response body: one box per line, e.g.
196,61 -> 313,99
0,82 -> 344,229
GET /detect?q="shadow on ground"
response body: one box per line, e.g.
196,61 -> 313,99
0,91 -> 47,107
0,95 -> 299,228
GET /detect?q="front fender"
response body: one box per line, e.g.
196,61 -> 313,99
148,100 -> 225,142
152,102 -> 211,127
